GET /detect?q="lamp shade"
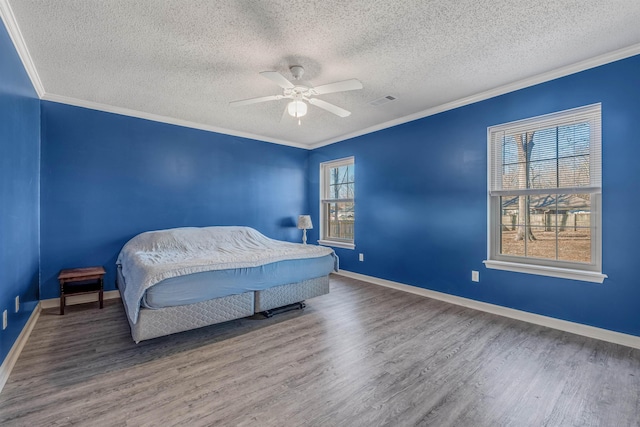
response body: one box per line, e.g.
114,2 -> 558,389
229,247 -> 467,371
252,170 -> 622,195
297,215 -> 313,230
288,100 -> 308,118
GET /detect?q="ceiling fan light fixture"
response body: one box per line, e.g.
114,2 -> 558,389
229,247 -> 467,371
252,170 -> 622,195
287,100 -> 307,118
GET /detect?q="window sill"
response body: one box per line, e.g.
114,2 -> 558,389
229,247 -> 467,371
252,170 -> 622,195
318,240 -> 355,250
483,260 -> 607,283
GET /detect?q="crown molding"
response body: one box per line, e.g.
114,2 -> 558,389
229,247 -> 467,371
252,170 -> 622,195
0,0 -> 45,97
41,93 -> 311,149
309,43 -> 640,149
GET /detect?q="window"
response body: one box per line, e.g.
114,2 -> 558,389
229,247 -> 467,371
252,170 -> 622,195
319,157 -> 355,249
484,104 -> 606,283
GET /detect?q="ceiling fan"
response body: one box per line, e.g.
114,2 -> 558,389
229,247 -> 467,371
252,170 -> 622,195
229,66 -> 363,121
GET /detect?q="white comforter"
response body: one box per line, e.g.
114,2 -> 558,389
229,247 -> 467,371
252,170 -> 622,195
117,226 -> 335,323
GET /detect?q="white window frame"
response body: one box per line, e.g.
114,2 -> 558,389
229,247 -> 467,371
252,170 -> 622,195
319,156 -> 355,249
483,104 -> 607,283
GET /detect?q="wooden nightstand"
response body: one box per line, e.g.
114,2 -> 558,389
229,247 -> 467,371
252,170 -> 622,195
58,266 -> 105,315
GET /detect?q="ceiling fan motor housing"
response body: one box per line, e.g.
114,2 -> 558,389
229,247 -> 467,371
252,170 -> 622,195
290,65 -> 304,80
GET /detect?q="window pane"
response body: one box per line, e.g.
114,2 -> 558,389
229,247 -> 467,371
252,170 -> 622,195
501,164 -> 520,191
558,155 -> 590,187
558,123 -> 590,158
529,159 -> 557,189
329,167 -> 339,186
330,165 -> 355,186
325,202 -> 354,240
557,196 -> 591,263
346,183 -> 354,197
501,196 -> 521,227
501,226 -> 525,256
525,227 -> 556,260
501,135 -> 523,191
339,165 -> 355,182
328,183 -> 341,198
558,227 -> 591,263
530,127 -> 557,161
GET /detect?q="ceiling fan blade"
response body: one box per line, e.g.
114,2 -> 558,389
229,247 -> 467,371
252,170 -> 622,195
312,79 -> 363,95
260,71 -> 295,89
280,105 -> 289,122
229,95 -> 281,107
308,98 -> 351,117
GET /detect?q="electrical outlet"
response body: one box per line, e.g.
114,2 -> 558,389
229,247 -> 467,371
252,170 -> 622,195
15,296 -> 20,313
2,310 -> 7,330
472,270 -> 479,282
359,253 -> 364,262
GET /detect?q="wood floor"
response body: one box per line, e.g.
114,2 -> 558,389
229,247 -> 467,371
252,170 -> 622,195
1,275 -> 639,426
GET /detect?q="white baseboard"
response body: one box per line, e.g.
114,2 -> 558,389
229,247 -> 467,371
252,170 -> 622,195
0,303 -> 41,394
335,270 -> 640,350
40,290 -> 121,310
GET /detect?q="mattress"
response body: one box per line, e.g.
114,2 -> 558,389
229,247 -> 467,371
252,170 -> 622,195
141,254 -> 335,309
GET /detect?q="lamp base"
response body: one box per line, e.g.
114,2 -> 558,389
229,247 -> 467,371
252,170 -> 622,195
302,228 -> 307,245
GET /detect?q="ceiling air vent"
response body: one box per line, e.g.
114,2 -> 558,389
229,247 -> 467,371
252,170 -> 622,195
369,95 -> 397,107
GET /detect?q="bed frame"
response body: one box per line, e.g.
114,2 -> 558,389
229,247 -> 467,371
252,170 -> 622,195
117,266 -> 329,342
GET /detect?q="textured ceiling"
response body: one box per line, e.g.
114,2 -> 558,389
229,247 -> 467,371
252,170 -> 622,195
5,0 -> 640,147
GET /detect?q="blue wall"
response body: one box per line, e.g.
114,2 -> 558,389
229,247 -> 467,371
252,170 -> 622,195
40,103 -> 309,299
0,23 -> 40,363
310,54 -> 640,337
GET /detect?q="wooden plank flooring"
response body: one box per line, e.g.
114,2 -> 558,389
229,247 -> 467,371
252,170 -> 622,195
1,275 -> 639,426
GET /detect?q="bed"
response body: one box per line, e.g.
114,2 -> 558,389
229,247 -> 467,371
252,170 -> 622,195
116,226 -> 337,342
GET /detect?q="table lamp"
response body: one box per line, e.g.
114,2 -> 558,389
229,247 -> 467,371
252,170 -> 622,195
297,215 -> 313,244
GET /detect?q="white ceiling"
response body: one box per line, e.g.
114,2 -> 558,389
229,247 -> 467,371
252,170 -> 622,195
4,0 -> 640,148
